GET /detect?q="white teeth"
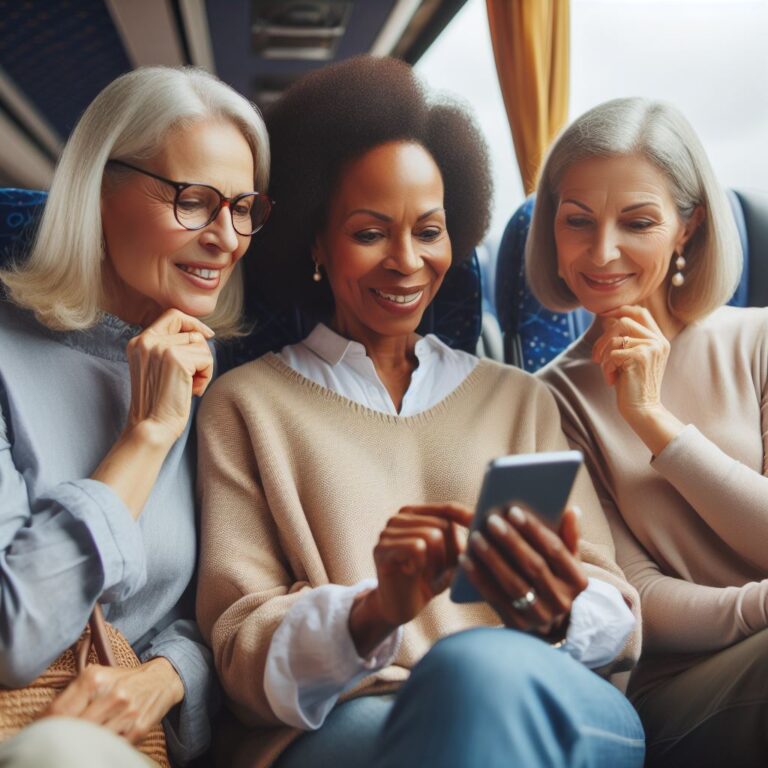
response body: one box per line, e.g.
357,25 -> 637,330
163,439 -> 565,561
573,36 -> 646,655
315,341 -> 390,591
179,265 -> 219,280
374,289 -> 422,304
586,275 -> 627,285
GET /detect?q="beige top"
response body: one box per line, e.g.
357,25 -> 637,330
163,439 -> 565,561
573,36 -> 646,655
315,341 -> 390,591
196,354 -> 640,766
539,306 -> 768,686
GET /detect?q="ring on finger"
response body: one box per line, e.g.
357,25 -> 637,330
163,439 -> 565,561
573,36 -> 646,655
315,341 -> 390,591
621,336 -> 629,349
511,588 -> 537,611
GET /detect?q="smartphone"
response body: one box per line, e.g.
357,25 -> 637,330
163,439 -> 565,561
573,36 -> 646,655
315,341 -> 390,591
450,450 -> 583,604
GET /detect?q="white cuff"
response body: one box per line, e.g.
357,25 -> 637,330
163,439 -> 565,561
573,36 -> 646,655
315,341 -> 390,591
563,578 -> 636,668
264,580 -> 402,729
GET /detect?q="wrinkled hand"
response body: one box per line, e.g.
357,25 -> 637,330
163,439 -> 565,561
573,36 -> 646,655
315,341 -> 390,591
43,657 -> 184,745
461,506 -> 587,636
126,309 -> 215,442
591,305 -> 670,422
372,503 -> 473,627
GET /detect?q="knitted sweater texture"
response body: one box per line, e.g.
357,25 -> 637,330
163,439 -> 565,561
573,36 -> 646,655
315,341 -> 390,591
196,354 -> 640,765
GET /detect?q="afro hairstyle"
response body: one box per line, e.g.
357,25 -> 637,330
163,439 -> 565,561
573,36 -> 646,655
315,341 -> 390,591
248,55 -> 493,315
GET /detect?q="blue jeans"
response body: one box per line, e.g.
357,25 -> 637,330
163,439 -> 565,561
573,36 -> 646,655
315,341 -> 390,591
275,627 -> 645,768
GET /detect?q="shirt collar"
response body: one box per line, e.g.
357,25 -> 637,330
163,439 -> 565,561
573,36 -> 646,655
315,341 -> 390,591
302,322 -> 453,367
301,323 -> 366,366
414,333 -> 453,361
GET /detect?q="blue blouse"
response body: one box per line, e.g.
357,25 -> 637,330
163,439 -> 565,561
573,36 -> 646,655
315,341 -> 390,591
0,299 -> 217,763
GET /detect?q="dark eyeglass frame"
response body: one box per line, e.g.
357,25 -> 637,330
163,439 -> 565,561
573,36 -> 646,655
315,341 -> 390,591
106,159 -> 274,235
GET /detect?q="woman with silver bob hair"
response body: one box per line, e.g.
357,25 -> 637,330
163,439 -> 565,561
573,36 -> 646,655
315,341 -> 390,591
534,97 -> 768,766
0,66 -> 270,766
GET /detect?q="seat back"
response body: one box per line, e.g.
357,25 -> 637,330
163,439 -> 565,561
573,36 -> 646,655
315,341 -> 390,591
732,189 -> 768,307
0,189 -> 47,269
495,190 -> 759,372
0,189 -> 485,372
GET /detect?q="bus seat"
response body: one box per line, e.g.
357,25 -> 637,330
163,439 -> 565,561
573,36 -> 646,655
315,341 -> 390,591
0,189 -> 47,269
494,195 -> 591,370
474,240 -> 504,362
0,189 -> 486,373
495,189 -> 763,371
731,189 -> 768,307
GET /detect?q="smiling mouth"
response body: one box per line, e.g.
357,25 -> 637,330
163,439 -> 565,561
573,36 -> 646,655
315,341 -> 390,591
177,265 -> 221,281
581,273 -> 633,288
372,288 -> 424,305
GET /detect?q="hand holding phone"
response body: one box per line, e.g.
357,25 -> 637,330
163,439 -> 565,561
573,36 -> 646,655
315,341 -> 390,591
450,451 -> 589,635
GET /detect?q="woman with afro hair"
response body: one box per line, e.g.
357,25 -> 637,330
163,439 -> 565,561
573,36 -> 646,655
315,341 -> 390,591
196,56 -> 645,768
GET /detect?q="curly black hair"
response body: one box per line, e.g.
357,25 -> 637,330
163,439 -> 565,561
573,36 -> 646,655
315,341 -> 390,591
248,55 -> 493,314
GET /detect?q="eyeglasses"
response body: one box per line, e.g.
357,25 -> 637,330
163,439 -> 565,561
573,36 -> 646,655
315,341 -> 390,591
107,159 -> 273,236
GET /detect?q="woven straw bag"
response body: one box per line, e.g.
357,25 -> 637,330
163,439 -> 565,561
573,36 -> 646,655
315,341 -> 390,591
0,605 -> 170,767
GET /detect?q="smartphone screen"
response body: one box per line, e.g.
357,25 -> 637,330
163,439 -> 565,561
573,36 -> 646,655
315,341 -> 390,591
450,450 -> 583,604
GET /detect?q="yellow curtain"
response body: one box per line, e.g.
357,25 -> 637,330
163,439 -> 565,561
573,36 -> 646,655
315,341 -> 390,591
486,0 -> 570,195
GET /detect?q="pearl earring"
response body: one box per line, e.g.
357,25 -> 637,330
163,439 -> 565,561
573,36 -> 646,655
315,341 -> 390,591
671,252 -> 686,287
312,261 -> 322,283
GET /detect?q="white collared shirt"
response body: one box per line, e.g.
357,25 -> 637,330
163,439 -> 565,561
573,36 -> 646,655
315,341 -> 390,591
264,323 -> 635,730
278,322 -> 479,416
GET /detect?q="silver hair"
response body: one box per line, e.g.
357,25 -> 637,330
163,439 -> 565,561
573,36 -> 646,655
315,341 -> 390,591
1,66 -> 270,336
525,97 -> 742,323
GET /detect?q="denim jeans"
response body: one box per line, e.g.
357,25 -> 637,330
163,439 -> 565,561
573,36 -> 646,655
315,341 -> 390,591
275,627 -> 644,768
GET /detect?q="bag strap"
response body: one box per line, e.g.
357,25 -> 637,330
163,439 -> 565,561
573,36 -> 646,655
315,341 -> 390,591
89,604 -> 117,667
75,605 -> 117,672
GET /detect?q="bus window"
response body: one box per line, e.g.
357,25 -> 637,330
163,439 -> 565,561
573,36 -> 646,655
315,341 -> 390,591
417,0 -> 768,245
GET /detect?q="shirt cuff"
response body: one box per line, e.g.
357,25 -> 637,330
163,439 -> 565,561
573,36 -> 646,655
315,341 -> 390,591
140,620 -> 219,764
50,480 -> 146,600
563,578 -> 636,668
265,580 -> 402,730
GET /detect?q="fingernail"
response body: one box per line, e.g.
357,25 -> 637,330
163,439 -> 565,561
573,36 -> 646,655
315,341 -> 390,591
458,553 -> 475,571
470,531 -> 489,552
486,513 -> 510,536
507,505 -> 525,525
571,505 -> 583,519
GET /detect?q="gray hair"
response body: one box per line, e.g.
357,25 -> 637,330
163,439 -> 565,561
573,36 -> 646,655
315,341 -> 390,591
525,97 -> 742,323
1,66 -> 270,336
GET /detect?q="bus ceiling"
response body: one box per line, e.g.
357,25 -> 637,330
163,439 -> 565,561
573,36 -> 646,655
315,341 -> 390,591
0,0 -> 468,188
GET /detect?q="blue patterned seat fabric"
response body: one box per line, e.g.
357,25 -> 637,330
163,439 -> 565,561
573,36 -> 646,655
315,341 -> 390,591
0,189 -> 483,372
0,189 -> 47,270
496,192 -> 751,372
494,197 -> 590,371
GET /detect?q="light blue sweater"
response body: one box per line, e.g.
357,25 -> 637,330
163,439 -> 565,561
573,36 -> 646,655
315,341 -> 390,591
0,299 -> 217,763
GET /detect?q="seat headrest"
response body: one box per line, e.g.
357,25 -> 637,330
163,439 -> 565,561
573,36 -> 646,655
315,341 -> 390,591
0,189 -> 47,268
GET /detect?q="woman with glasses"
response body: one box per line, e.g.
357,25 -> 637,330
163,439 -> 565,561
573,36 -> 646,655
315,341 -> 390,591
196,56 -> 644,768
0,66 -> 270,767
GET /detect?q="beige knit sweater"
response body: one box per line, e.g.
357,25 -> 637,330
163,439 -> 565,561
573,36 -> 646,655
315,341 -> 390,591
196,355 -> 640,765
539,306 -> 768,698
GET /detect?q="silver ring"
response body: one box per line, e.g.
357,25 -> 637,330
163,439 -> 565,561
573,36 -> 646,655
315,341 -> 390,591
621,336 -> 629,349
511,589 -> 537,611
